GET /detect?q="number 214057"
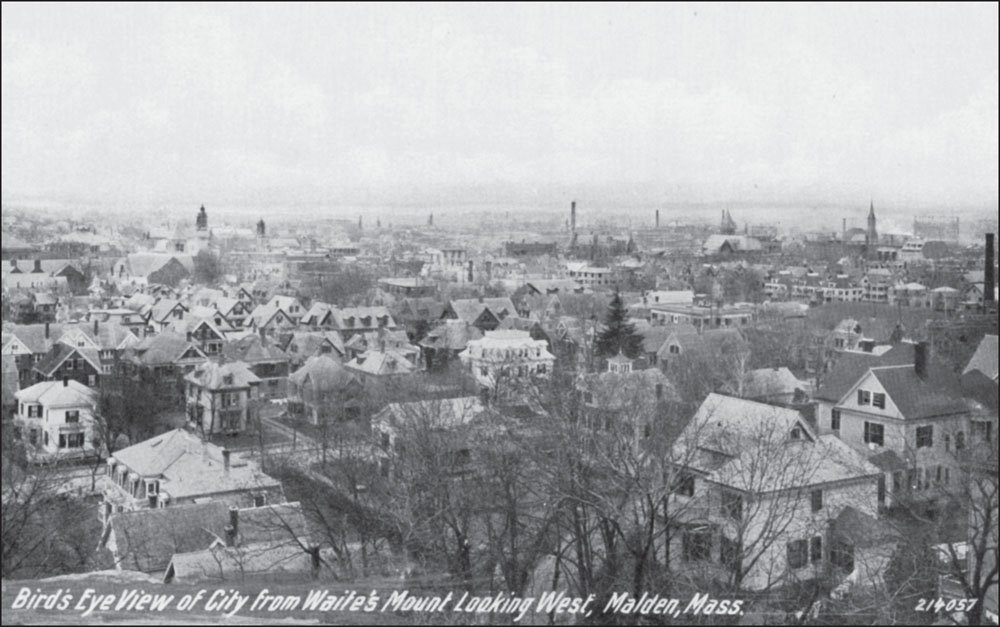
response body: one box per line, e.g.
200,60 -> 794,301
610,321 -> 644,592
915,598 -> 978,613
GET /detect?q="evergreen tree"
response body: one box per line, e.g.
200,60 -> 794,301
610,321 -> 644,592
595,291 -> 644,359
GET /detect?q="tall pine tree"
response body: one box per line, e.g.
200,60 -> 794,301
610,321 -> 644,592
595,291 -> 644,359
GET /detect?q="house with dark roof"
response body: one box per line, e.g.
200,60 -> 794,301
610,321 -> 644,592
122,331 -> 209,389
185,361 -> 261,435
442,298 -> 517,332
287,355 -> 362,425
281,331 -> 344,369
815,343 -> 970,505
220,335 -> 290,400
32,343 -> 102,387
162,502 -> 313,583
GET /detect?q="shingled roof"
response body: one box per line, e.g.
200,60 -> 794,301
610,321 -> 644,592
868,364 -> 967,420
107,501 -> 230,573
814,343 -> 916,402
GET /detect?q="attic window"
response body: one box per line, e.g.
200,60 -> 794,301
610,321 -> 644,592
223,374 -> 234,386
789,425 -> 802,440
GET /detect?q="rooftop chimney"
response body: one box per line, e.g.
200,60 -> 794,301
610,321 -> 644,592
914,341 -> 928,379
986,233 -> 995,304
222,449 -> 231,473
229,506 -> 239,540
45,322 -> 50,339
63,376 -> 69,387
94,319 -> 99,336
33,258 -> 43,273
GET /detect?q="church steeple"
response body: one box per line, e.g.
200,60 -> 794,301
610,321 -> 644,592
196,205 -> 208,231
866,200 -> 878,259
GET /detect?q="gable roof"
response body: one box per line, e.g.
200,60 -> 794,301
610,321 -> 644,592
185,360 -> 261,390
15,379 -> 97,406
345,350 -> 417,377
221,334 -> 288,364
108,501 -> 229,573
130,332 -> 207,366
814,343 -> 916,402
419,320 -> 484,351
866,364 -> 967,420
149,299 -> 187,323
33,344 -> 101,376
676,394 -> 878,493
288,354 -> 357,393
744,367 -> 809,399
964,334 -> 998,381
446,298 -> 517,324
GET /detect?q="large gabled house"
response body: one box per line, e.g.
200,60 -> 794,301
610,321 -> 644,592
246,298 -> 299,339
669,394 -> 888,592
122,331 -> 209,386
814,342 -> 970,505
185,360 -> 261,435
287,355 -> 362,425
147,299 -> 189,333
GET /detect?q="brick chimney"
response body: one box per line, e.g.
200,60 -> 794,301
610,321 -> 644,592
45,322 -> 50,339
914,341 -> 928,379
986,233 -> 995,304
94,319 -> 99,336
63,376 -> 69,387
33,258 -> 43,273
222,448 -> 231,473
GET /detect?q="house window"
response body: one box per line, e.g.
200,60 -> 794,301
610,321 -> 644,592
916,426 -> 933,449
811,536 -> 823,563
787,539 -> 808,569
682,529 -> 712,562
955,431 -> 965,450
830,538 -> 854,571
790,425 -> 802,440
674,472 -> 695,497
59,434 -> 66,448
863,421 -> 884,446
831,409 -> 841,432
857,390 -> 871,406
253,494 -> 266,507
66,410 -> 80,423
872,392 -> 886,409
722,492 -> 743,521
720,535 -> 741,572
669,345 -> 680,354
67,433 -> 84,448
811,489 -> 823,513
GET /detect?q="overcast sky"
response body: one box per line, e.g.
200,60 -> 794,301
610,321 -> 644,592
2,3 -> 997,208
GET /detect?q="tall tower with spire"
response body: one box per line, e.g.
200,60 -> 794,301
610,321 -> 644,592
196,205 -> 208,231
866,200 -> 878,258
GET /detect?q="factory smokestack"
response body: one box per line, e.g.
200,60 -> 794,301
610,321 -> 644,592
656,209 -> 660,229
570,201 -> 577,234
986,233 -> 996,304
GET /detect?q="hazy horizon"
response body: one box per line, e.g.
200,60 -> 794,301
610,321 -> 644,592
3,3 -> 998,208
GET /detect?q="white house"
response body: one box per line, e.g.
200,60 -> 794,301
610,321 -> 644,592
669,393 -> 886,592
458,329 -> 555,394
14,378 -> 98,460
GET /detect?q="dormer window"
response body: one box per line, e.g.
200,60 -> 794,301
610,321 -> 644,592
789,425 -> 802,440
